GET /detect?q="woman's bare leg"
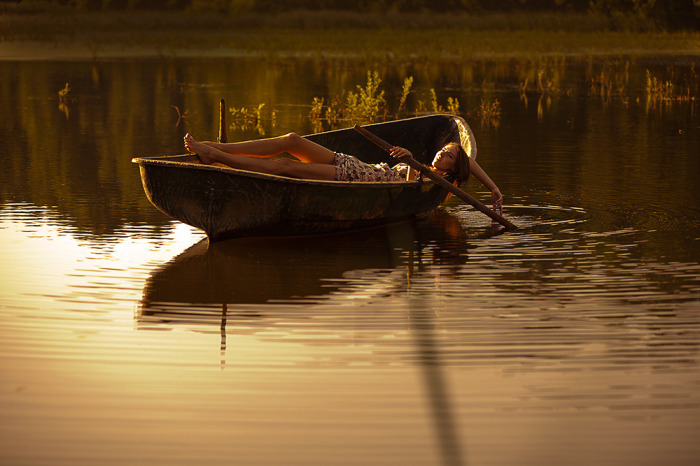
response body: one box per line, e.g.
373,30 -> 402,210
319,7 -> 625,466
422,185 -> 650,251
184,134 -> 336,181
196,132 -> 336,165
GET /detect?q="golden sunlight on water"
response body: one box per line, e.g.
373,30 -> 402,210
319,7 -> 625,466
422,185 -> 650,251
2,202 -> 699,466
1,55 -> 699,465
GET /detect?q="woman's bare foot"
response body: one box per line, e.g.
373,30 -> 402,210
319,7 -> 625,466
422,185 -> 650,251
184,133 -> 216,164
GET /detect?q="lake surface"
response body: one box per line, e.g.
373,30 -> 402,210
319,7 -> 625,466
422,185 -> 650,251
1,56 -> 699,465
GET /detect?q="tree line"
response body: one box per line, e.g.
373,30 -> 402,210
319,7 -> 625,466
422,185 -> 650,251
6,0 -> 700,30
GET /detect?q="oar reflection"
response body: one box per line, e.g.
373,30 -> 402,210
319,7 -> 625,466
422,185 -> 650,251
405,248 -> 466,466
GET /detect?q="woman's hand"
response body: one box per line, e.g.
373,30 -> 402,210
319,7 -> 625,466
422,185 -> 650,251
491,188 -> 503,214
390,146 -> 413,160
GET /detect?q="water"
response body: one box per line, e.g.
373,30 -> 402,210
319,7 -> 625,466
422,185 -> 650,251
1,57 -> 699,465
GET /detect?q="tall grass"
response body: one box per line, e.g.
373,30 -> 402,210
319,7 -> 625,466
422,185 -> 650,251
478,99 -> 501,128
344,71 -> 386,124
229,103 -> 277,135
396,77 -> 413,118
307,71 -> 465,131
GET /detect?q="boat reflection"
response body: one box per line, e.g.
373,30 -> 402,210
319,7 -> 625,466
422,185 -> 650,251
139,210 -> 471,466
138,211 -> 472,330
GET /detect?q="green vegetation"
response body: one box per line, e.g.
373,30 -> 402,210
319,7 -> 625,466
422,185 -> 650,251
646,68 -> 697,101
57,81 -> 71,118
229,103 -> 277,135
241,60 -> 700,136
306,71 -> 465,132
477,99 -> 501,128
397,77 -> 413,117
344,70 -> 386,124
1,2 -> 699,61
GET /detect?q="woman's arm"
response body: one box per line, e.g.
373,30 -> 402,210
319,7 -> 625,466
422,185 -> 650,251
469,158 -> 503,213
388,146 -> 418,181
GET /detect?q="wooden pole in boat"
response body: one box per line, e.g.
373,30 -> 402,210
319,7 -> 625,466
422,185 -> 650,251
354,124 -> 517,231
218,99 -> 227,143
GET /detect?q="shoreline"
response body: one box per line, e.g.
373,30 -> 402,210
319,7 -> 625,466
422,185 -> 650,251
2,31 -> 700,62
1,10 -> 699,62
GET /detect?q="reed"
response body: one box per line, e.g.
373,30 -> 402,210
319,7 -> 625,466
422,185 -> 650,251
644,68 -> 697,112
429,89 -> 441,113
307,71 -> 462,130
172,105 -> 188,127
447,97 -> 460,115
57,82 -> 71,119
478,98 -> 501,127
646,70 -> 675,100
229,103 -> 277,135
589,63 -> 630,105
396,76 -> 413,118
308,97 -> 325,133
344,70 -> 386,124
536,68 -> 560,95
217,62 -> 695,134
309,97 -> 324,122
58,82 -> 70,103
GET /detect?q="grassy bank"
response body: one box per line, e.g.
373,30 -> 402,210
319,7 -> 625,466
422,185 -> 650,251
1,9 -> 699,60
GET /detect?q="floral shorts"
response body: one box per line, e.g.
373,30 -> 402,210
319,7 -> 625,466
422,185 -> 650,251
333,152 -> 407,182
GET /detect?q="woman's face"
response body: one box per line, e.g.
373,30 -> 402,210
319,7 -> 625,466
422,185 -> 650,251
432,146 -> 458,172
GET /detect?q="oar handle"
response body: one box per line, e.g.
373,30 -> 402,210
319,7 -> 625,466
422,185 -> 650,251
353,124 -> 517,231
354,125 -> 394,152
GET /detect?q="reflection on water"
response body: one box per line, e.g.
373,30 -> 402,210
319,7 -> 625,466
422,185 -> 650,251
132,200 -> 700,372
2,198 -> 700,464
1,56 -> 700,465
407,274 -> 466,466
139,215 -> 472,466
138,213 -> 470,363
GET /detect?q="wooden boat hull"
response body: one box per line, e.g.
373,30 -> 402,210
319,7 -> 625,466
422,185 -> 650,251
133,115 -> 471,241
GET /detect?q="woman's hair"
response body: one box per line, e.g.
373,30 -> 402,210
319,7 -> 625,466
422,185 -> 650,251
444,142 -> 470,183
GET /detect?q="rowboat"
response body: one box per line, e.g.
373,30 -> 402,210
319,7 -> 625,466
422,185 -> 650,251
132,114 -> 476,241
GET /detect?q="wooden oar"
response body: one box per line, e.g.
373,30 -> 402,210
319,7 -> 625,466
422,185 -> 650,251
354,124 -> 517,231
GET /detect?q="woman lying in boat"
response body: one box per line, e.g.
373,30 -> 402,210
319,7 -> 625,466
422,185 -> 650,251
184,132 -> 503,211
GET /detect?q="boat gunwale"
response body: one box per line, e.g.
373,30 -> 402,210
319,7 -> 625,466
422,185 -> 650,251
131,154 -> 436,189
